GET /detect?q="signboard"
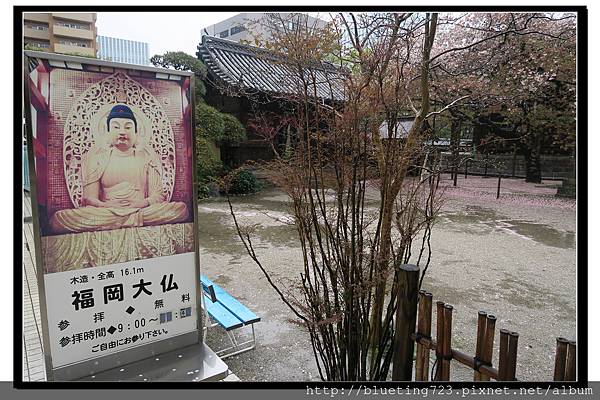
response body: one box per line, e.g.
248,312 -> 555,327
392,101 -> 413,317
23,51 -> 201,380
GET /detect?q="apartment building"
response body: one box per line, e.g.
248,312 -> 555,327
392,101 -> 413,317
201,13 -> 326,45
97,35 -> 150,65
23,13 -> 97,57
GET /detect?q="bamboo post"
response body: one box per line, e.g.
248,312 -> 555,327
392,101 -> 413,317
474,311 -> 487,381
554,337 -> 569,381
506,331 -> 519,380
565,341 -> 576,381
440,304 -> 453,380
434,301 -> 446,381
498,329 -> 510,381
480,314 -> 496,381
392,264 -> 420,381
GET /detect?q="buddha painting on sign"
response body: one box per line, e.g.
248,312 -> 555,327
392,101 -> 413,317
50,104 -> 189,234
29,68 -> 195,273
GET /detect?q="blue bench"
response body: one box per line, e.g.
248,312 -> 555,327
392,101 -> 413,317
201,275 -> 260,359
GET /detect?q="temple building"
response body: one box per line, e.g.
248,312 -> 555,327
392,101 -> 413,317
196,35 -> 346,166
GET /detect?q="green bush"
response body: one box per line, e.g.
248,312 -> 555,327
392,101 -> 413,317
196,103 -> 225,141
197,184 -> 212,199
195,136 -> 222,185
228,169 -> 261,195
221,113 -> 247,144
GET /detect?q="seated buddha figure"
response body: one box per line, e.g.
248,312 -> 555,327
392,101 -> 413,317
50,104 -> 188,234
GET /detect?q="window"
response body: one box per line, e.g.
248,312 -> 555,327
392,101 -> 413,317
25,41 -> 49,49
55,20 -> 90,30
58,39 -> 89,48
219,30 -> 229,38
230,25 -> 245,35
25,23 -> 48,31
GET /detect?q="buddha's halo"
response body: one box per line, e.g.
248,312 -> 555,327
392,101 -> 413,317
63,71 -> 177,208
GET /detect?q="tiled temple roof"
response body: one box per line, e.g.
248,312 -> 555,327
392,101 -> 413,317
197,35 -> 346,101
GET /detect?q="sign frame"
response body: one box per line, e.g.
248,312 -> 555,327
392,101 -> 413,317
23,50 -> 203,381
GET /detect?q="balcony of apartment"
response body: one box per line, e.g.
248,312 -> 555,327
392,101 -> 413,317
24,26 -> 50,41
53,43 -> 95,57
52,13 -> 95,23
53,25 -> 94,40
23,13 -> 50,23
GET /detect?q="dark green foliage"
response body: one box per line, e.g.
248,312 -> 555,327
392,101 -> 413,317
221,113 -> 247,144
196,103 -> 225,141
227,169 -> 260,195
150,51 -> 207,99
195,102 -> 246,144
150,51 -> 207,76
195,136 -> 223,184
197,184 -> 212,199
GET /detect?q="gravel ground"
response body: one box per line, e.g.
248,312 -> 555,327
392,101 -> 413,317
199,174 -> 577,382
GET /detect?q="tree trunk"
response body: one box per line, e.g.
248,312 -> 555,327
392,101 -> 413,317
450,117 -> 460,186
524,134 -> 542,183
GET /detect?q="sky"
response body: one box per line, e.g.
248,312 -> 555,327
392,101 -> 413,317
96,12 -> 239,56
96,12 -> 332,57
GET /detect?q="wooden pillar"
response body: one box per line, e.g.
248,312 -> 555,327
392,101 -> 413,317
481,315 -> 496,380
474,311 -> 487,381
506,331 -> 519,380
553,337 -> 569,381
498,329 -> 510,381
392,264 -> 420,381
415,291 -> 433,381
565,341 -> 576,381
440,304 -> 453,380
474,312 -> 495,381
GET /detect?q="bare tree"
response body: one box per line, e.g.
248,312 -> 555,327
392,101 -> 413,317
219,11 -> 575,381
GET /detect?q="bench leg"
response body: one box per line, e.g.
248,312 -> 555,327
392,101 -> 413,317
215,324 -> 257,359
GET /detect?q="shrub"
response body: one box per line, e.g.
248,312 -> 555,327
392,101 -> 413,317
227,169 -> 261,195
196,103 -> 225,141
195,136 -> 222,185
221,113 -> 247,144
197,184 -> 212,199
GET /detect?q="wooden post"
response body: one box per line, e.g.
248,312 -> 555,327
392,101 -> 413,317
480,314 -> 496,381
565,341 -> 576,381
554,337 -> 569,381
498,329 -> 510,381
506,331 -> 519,380
464,160 -> 468,179
440,304 -> 453,380
420,292 -> 433,381
496,173 -> 502,199
434,301 -> 445,381
415,291 -> 426,381
392,264 -> 420,381
474,311 -> 487,381
453,167 -> 458,187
